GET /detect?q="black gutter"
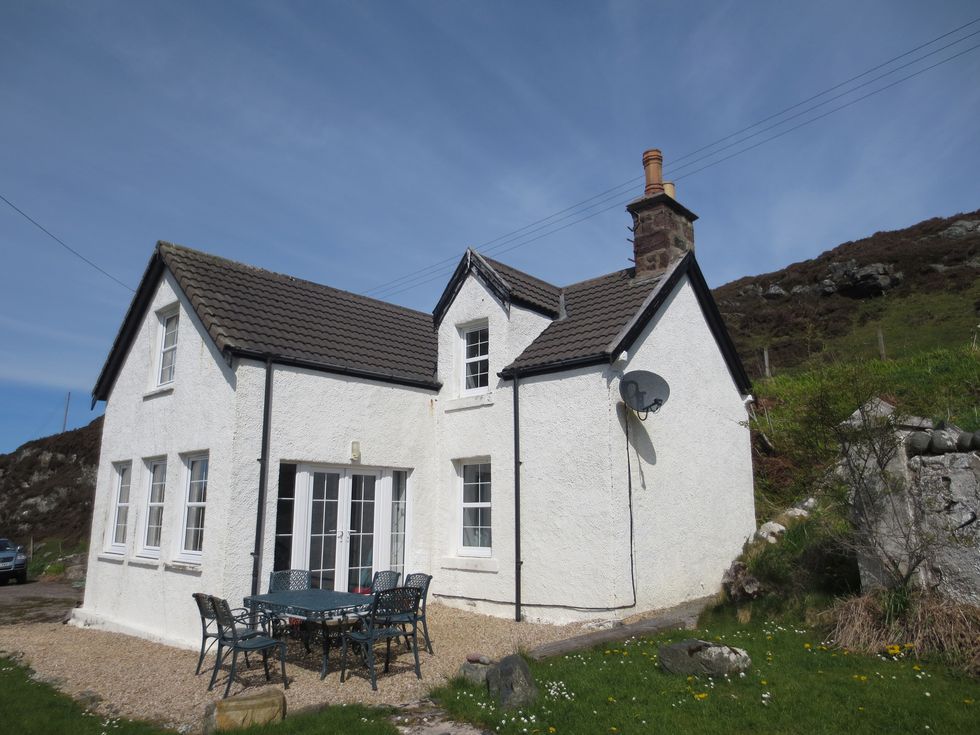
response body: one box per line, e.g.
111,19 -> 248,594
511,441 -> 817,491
229,348 -> 441,392
499,353 -> 608,381
512,372 -> 523,622
250,356 -> 274,597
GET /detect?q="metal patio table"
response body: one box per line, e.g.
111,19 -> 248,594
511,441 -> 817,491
244,588 -> 372,679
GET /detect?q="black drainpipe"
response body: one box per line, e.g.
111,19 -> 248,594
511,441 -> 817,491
513,371 -> 523,621
250,357 -> 274,598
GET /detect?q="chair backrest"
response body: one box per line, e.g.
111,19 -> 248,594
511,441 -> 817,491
370,570 -> 401,594
209,596 -> 243,644
193,592 -> 216,625
269,569 -> 312,593
403,573 -> 432,613
365,586 -> 421,633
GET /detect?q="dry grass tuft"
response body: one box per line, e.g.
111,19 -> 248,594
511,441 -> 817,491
831,592 -> 980,675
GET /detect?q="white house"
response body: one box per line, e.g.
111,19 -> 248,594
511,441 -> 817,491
74,150 -> 757,648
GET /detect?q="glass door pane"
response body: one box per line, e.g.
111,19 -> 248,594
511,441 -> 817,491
347,474 -> 376,593
309,471 -> 340,590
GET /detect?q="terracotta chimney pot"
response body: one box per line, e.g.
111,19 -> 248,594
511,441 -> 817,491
642,149 -> 664,196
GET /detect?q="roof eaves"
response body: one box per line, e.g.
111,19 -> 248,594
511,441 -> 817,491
90,247 -> 166,406
605,255 -> 688,356
228,347 -> 441,390
499,353 -> 608,380
433,249 -> 514,326
607,252 -> 752,395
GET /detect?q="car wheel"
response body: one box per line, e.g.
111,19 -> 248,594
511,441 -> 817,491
16,572 -> 27,584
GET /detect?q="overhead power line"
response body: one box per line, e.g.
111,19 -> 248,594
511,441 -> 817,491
365,14 -> 980,300
371,40 -> 980,300
0,194 -> 135,292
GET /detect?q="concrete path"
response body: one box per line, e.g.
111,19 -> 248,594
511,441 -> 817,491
527,595 -> 714,660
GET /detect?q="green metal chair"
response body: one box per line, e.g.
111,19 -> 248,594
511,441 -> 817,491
402,572 -> 434,654
207,595 -> 288,699
191,592 -> 259,675
340,586 -> 421,691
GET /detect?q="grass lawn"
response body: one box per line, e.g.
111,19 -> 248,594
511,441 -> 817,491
0,656 -> 397,735
432,619 -> 980,735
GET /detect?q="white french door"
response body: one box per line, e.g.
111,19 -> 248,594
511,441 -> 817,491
291,465 -> 406,592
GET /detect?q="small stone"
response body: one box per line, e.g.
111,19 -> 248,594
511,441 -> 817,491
755,521 -> 786,544
906,431 -> 932,457
479,655 -> 491,665
204,689 -> 286,733
466,653 -> 484,664
487,655 -> 538,710
459,661 -> 490,686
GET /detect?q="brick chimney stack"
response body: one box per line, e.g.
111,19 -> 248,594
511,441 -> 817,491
627,148 -> 698,278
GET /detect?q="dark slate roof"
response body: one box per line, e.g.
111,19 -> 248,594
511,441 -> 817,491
502,253 -> 752,394
504,267 -> 658,373
92,242 -> 439,402
93,241 -> 749,404
480,254 -> 562,316
432,249 -> 561,324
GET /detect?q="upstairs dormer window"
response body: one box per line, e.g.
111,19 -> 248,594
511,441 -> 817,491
157,309 -> 179,386
462,324 -> 489,394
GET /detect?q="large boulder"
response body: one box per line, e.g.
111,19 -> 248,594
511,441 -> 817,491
203,689 -> 286,733
486,654 -> 538,710
659,639 -> 751,677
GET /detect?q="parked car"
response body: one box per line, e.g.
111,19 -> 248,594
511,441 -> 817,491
0,538 -> 28,584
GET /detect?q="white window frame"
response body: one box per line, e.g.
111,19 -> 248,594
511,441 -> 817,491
459,321 -> 489,396
138,458 -> 167,558
176,453 -> 208,563
107,462 -> 132,554
458,459 -> 492,557
156,305 -> 179,387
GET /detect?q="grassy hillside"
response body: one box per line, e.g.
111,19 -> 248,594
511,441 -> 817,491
750,346 -> 980,516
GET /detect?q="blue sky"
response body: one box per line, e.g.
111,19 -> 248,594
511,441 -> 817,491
1,0 -> 979,452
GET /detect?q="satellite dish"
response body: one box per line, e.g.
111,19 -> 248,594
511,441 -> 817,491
619,370 -> 670,414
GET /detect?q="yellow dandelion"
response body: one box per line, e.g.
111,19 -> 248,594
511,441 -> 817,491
694,692 -> 709,701
760,680 -> 767,686
885,644 -> 901,656
610,728 -> 619,734
964,699 -> 974,706
607,696 -> 616,703
549,728 -> 557,733
803,643 -> 812,649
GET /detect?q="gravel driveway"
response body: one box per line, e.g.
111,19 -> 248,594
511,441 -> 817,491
0,591 -> 579,732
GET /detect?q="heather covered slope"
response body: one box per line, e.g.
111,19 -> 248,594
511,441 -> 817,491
713,209 -> 980,378
0,416 -> 101,549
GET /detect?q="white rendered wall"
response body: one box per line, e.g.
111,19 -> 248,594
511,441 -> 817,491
428,274 -> 551,616
617,275 -> 756,613
76,272 -> 240,648
248,360 -> 437,589
514,274 -> 755,623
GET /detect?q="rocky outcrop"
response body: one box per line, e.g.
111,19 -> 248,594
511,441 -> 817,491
0,417 -> 100,547
825,260 -> 903,298
940,219 -> 980,239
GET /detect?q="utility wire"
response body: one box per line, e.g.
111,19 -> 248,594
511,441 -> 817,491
372,40 -> 980,300
366,15 -> 980,300
0,194 -> 135,292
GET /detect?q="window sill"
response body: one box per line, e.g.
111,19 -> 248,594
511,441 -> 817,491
444,393 -> 494,413
165,560 -> 202,575
97,553 -> 126,564
129,556 -> 160,569
439,555 -> 499,573
142,385 -> 174,401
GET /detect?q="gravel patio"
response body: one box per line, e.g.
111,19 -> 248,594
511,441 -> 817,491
0,601 -> 579,731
